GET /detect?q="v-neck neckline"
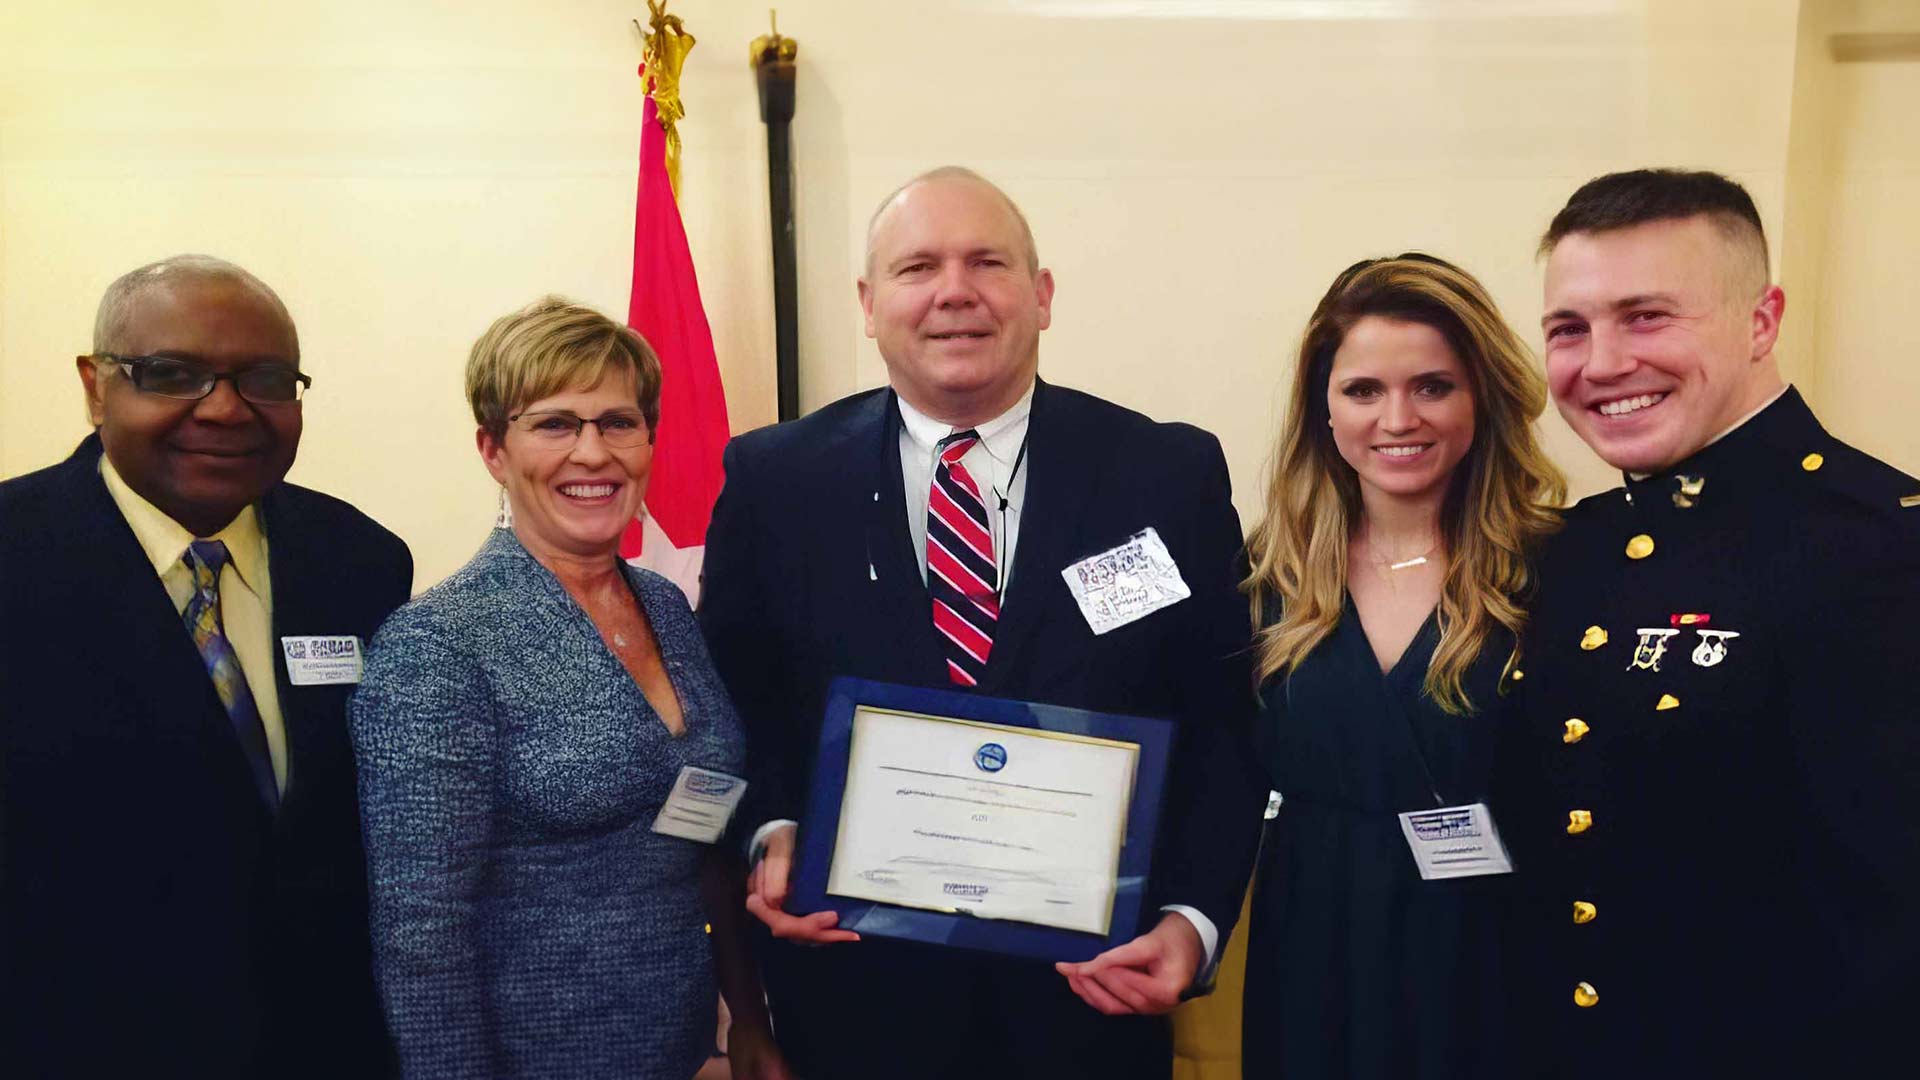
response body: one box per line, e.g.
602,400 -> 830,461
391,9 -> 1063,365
494,531 -> 691,740
611,570 -> 690,740
1345,592 -> 1440,682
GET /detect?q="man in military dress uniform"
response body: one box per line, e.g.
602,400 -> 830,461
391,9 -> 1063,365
1503,169 -> 1920,1075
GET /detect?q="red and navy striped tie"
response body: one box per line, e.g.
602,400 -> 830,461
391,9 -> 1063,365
928,431 -> 998,686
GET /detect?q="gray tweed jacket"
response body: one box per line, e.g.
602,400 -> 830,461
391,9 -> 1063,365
351,528 -> 744,1079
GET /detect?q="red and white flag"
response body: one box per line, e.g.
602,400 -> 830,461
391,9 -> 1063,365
619,65 -> 729,606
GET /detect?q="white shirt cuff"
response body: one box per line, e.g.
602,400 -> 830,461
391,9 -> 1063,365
1159,904 -> 1220,965
747,818 -> 798,863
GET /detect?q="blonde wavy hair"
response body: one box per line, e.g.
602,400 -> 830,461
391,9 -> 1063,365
1245,254 -> 1566,713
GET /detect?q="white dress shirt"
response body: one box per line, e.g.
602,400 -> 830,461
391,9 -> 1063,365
896,384 -> 1032,588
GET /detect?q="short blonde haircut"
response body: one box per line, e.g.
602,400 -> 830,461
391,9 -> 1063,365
466,296 -> 663,439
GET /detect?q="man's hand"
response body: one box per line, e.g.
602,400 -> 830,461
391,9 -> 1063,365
1054,912 -> 1204,1015
743,823 -> 860,944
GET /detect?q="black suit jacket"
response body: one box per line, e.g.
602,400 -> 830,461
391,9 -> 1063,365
1,434 -> 412,1079
700,381 -> 1265,1076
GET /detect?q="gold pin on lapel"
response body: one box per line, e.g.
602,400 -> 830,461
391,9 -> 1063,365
1673,475 -> 1704,508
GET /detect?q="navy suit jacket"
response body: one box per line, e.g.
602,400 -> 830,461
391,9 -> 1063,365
1,434 -> 412,1079
701,380 -> 1264,943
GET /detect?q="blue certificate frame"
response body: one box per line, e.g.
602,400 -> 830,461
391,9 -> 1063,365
790,676 -> 1174,963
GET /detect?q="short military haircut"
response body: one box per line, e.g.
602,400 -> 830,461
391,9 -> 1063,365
864,165 -> 1041,276
466,295 -> 663,439
93,254 -> 298,360
1539,168 -> 1770,289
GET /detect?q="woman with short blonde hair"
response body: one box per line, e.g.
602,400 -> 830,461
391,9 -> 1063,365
352,297 -> 787,1079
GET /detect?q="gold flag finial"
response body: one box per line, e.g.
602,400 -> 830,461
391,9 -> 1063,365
750,8 -> 799,67
641,0 -> 695,199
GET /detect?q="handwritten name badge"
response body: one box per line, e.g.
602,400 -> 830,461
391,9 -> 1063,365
280,635 -> 364,686
1060,526 -> 1191,636
651,766 -> 749,844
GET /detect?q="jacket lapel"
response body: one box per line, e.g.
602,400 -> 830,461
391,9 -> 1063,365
259,487 -> 355,822
977,380 -> 1105,693
858,390 -> 951,684
65,436 -> 272,815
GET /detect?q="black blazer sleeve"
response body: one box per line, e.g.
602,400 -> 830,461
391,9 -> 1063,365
1139,429 -> 1267,939
700,437 -> 806,841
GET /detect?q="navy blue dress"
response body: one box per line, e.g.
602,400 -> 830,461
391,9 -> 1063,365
1243,600 -> 1515,1080
351,530 -> 744,1079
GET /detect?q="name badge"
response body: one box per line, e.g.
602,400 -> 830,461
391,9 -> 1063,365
1397,802 -> 1514,880
280,635 -> 364,686
1060,527 -> 1191,636
651,766 -> 749,844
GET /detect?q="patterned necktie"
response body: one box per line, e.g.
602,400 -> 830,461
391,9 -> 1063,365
182,540 -> 279,810
927,431 -> 999,686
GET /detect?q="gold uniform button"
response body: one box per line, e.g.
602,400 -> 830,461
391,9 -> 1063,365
1580,625 -> 1608,650
1563,718 -> 1590,744
1574,981 -> 1600,1008
1511,668 -> 1525,682
1656,693 -> 1680,711
1801,453 -> 1824,472
1572,900 -> 1597,924
1566,809 -> 1593,835
1625,534 -> 1655,560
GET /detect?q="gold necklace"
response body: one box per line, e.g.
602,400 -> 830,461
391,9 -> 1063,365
1365,533 -> 1439,573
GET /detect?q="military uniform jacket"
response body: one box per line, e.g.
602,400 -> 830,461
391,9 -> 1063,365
1502,389 -> 1920,1076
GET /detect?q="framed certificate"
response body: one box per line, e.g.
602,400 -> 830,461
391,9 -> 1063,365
790,677 -> 1174,962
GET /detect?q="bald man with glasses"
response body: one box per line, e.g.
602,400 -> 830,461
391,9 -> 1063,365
0,255 -> 412,1078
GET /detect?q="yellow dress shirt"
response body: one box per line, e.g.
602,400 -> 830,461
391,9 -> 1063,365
100,456 -> 288,794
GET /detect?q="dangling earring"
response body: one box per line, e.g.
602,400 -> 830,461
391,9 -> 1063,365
494,486 -> 513,529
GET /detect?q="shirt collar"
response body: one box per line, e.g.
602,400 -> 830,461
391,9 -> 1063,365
99,453 -> 268,593
896,381 -> 1035,467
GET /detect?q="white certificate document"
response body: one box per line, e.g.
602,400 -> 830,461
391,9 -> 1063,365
826,706 -> 1139,936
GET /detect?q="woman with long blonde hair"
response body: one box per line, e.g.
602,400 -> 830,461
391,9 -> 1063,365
1240,255 -> 1563,1079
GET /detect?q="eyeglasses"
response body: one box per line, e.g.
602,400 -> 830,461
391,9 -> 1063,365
506,409 -> 653,449
92,354 -> 311,404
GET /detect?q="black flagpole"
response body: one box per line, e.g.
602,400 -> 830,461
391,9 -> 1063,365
752,12 -> 800,422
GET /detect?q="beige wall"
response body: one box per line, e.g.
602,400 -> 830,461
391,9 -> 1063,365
1784,0 -> 1920,470
4,0 -> 1914,596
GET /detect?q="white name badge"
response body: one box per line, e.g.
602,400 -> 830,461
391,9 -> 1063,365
651,766 -> 749,844
1397,802 -> 1515,881
1060,527 -> 1191,636
280,635 -> 364,686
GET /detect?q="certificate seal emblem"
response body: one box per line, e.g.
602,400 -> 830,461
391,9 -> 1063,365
973,742 -> 1008,773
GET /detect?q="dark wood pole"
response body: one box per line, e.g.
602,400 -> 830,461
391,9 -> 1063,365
751,13 -> 800,421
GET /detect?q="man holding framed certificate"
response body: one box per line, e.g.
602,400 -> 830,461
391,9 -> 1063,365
700,166 -> 1266,1080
